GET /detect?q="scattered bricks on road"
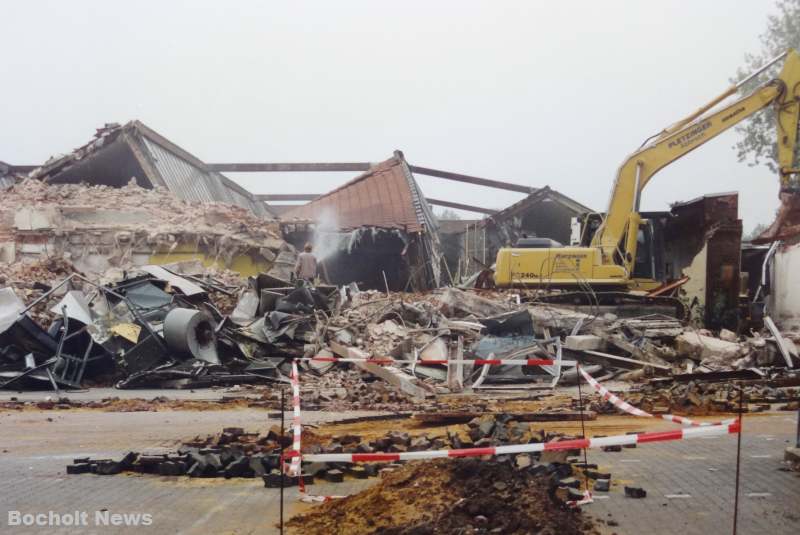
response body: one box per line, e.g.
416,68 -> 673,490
516,454 -> 532,470
263,471 -> 292,488
355,442 -> 374,454
348,466 -> 368,479
66,463 -> 91,475
324,469 -> 344,483
249,455 -> 268,476
186,463 -> 204,477
158,461 -> 184,476
625,486 -> 647,498
594,479 -> 610,492
223,457 -> 251,478
303,462 -> 330,477
602,445 -> 623,452
540,449 -> 572,463
567,487 -> 586,501
339,434 -> 361,445
409,436 -> 432,451
361,463 -> 380,477
529,464 -> 549,476
547,463 -> 573,479
559,477 -> 581,489
785,447 -> 800,467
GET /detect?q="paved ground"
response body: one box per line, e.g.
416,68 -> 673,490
0,406 -> 797,534
585,413 -> 800,534
0,387 -> 254,402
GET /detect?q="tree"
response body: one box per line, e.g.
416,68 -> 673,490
743,222 -> 770,241
435,208 -> 462,220
732,0 -> 800,172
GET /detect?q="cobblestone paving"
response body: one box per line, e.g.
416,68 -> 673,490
0,409 -> 797,534
586,413 -> 800,535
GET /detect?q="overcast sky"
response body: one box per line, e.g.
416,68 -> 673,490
1,1 -> 785,232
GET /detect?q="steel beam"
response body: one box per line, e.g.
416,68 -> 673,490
426,198 -> 498,215
255,194 -> 320,201
409,165 -> 533,194
207,163 -> 371,173
8,165 -> 38,173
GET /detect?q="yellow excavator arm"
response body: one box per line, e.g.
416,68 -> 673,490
495,49 -> 800,288
594,49 -> 800,274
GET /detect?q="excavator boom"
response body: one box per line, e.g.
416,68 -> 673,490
593,49 -> 800,273
495,49 -> 800,289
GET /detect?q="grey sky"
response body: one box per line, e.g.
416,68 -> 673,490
1,0 -> 782,232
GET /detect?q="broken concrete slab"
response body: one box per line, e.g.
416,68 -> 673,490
675,331 -> 746,364
564,335 -> 605,351
328,340 -> 430,400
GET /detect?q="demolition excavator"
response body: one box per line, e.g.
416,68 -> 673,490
495,49 -> 800,297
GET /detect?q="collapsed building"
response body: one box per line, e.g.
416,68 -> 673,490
26,121 -> 272,217
1,122 -> 292,279
279,152 -> 442,291
439,187 -> 592,280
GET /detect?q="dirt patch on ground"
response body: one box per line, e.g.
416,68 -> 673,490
287,458 -> 599,535
0,396 -> 276,413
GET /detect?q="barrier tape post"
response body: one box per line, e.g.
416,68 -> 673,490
289,361 -> 303,490
575,364 -> 592,500
733,383 -> 744,535
279,386 -> 285,535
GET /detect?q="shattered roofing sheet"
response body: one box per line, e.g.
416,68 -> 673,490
282,156 -> 434,232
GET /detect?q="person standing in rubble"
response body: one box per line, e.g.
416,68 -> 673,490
294,243 -> 318,285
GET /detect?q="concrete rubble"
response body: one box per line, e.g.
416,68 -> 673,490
2,227 -> 799,399
2,156 -> 800,535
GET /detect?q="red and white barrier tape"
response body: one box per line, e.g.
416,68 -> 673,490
299,494 -> 347,504
566,490 -> 594,508
289,420 -> 740,463
297,356 -> 576,367
288,360 -> 349,503
289,360 -> 303,482
577,366 -> 736,427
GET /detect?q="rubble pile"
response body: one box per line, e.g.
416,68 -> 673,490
2,256 -> 798,399
0,179 -> 293,282
297,368 -> 420,411
629,381 -> 799,415
65,414 -> 588,486
0,395 -> 279,412
0,262 -> 304,391
66,425 -> 304,480
1,178 -> 798,403
287,458 -> 601,535
3,178 -> 282,241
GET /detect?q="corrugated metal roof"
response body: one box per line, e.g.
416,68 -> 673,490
27,120 -> 274,218
131,122 -> 272,217
282,154 -> 437,233
478,186 -> 592,228
142,137 -> 224,203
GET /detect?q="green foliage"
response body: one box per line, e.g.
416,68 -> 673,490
732,0 -> 800,172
